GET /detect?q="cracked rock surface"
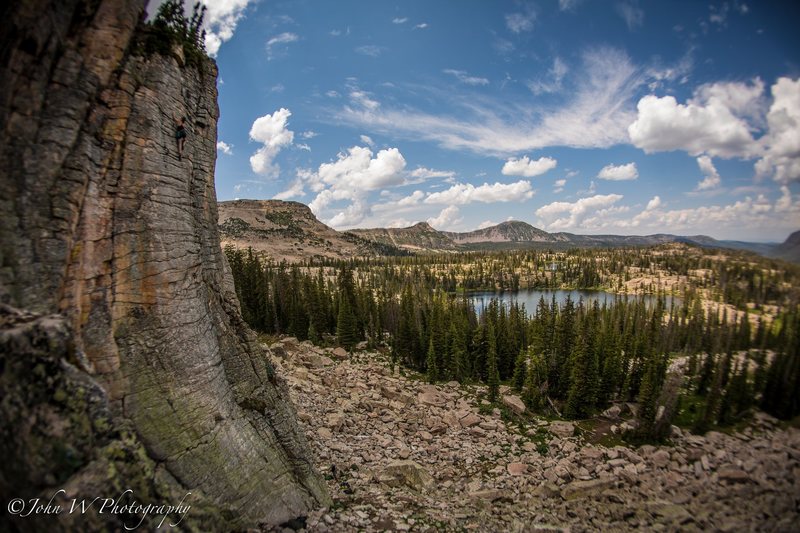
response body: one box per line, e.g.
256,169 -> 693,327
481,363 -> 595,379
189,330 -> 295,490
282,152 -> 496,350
0,1 -> 328,529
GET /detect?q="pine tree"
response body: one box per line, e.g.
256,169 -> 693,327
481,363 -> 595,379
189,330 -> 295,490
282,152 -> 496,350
522,350 -> 544,410
694,357 -> 724,434
565,318 -> 598,419
511,348 -> 527,392
336,293 -> 359,349
426,337 -> 438,383
635,351 -> 668,440
487,323 -> 500,403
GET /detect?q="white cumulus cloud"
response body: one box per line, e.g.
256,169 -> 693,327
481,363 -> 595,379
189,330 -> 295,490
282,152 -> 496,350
502,156 -> 558,177
696,155 -> 722,190
249,108 -> 294,177
199,0 -> 254,57
409,167 -> 456,181
598,162 -> 638,181
754,77 -> 800,184
285,146 -> 409,228
216,141 -> 233,155
535,193 -> 624,230
628,79 -> 764,158
428,206 -> 462,229
425,180 -> 534,205
646,195 -> 662,210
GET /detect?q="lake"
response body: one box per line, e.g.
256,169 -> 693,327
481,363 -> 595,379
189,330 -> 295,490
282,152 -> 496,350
469,289 -> 676,316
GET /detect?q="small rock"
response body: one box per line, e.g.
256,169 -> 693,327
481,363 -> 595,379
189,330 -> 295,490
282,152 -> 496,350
561,477 -> 615,500
301,354 -> 334,368
532,481 -> 561,499
507,462 -> 529,476
418,391 -> 448,407
502,394 -> 526,414
459,413 -> 482,428
718,467 -> 750,484
377,460 -> 435,491
326,412 -> 344,430
549,421 -> 575,439
331,347 -> 348,360
652,450 -> 671,468
469,489 -> 509,502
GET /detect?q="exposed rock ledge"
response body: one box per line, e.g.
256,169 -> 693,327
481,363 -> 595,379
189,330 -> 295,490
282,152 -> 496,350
0,1 -> 328,530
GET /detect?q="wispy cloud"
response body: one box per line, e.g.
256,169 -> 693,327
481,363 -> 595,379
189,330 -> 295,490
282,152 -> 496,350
505,8 -> 536,33
443,69 -> 490,86
266,32 -> 299,59
355,45 -> 384,57
335,47 -> 641,156
616,1 -> 644,30
559,0 -> 583,11
528,57 -> 569,95
392,17 -> 408,24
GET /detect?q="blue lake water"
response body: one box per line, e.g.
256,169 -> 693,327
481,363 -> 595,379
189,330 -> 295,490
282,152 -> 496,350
469,289 -> 675,316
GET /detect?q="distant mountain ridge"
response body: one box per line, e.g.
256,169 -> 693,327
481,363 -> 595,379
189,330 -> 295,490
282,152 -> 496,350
219,200 -> 796,263
218,199 -> 407,261
773,230 -> 800,263
352,218 -> 787,258
443,220 -> 565,244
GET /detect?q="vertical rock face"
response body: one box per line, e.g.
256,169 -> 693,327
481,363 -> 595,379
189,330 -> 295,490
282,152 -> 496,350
0,0 -> 329,529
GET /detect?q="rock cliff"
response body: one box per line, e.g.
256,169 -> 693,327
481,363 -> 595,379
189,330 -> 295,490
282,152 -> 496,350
0,1 -> 328,530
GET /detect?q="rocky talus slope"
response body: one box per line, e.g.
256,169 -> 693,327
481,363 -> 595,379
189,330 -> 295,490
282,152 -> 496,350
270,337 -> 800,532
0,1 -> 327,529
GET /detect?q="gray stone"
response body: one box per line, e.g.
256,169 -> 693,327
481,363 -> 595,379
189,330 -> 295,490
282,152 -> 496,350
652,449 -> 671,468
602,404 -> 622,419
718,467 -> 751,484
561,477 -> 615,500
459,413 -> 482,428
507,462 -> 529,475
549,421 -> 575,438
302,354 -> 334,367
502,394 -> 526,414
418,391 -> 448,407
378,460 -> 435,491
532,481 -> 561,498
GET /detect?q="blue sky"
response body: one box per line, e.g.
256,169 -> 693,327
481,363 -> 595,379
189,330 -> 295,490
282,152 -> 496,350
188,0 -> 799,241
